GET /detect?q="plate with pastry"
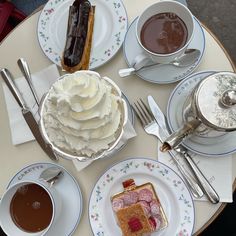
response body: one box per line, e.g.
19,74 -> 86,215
37,0 -> 128,71
89,157 -> 195,236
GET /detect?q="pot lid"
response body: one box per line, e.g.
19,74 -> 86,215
195,72 -> 236,131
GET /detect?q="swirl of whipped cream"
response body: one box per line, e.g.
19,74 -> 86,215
42,71 -> 124,157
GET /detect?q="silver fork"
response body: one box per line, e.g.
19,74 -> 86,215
132,99 -> 204,199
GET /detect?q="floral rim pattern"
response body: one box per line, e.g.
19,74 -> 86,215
89,158 -> 195,236
37,0 -> 128,69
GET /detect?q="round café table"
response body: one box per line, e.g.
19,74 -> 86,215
0,0 -> 235,235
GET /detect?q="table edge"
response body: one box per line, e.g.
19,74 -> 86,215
0,7 -> 235,236
193,23 -> 236,236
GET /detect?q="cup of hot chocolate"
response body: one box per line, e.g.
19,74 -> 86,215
0,180 -> 61,236
136,0 -> 194,64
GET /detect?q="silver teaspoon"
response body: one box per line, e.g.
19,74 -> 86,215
39,167 -> 63,186
119,49 -> 201,78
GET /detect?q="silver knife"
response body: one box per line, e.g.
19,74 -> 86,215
0,68 -> 58,161
146,97 -> 203,199
148,95 -> 220,204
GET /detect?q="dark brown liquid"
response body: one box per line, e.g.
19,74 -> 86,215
10,184 -> 53,233
141,12 -> 188,54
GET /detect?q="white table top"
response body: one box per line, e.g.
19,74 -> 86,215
0,0 -> 235,235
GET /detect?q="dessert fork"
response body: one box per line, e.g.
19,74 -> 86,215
132,99 -> 204,199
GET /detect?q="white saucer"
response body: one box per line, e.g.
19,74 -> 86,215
167,71 -> 236,156
7,163 -> 83,236
37,0 -> 128,69
123,17 -> 205,84
89,158 -> 194,236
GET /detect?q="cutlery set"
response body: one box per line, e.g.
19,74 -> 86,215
132,96 -> 220,203
0,60 -> 58,161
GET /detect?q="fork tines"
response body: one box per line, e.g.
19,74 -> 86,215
132,99 -> 155,126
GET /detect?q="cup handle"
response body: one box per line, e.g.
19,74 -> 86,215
132,52 -> 152,71
118,52 -> 152,78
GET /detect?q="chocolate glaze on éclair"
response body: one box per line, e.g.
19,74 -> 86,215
62,0 -> 95,72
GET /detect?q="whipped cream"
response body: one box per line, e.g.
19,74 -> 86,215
42,71 -> 124,157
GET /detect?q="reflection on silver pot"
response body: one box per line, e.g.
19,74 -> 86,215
161,71 -> 236,151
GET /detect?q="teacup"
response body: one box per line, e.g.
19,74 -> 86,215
0,180 -> 61,236
136,0 -> 194,64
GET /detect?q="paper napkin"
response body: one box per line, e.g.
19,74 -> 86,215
157,142 -> 233,203
2,64 -> 60,145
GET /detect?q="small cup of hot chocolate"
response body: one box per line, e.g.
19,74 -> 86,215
136,0 -> 194,64
0,180 -> 61,236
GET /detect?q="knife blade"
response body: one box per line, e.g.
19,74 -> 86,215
146,96 -> 203,198
0,68 -> 58,161
148,95 -> 220,204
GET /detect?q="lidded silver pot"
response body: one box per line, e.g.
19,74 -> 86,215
162,71 -> 236,151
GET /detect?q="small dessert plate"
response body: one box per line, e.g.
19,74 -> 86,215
7,163 -> 83,236
123,17 -> 205,84
37,0 -> 128,69
89,158 -> 194,236
167,71 -> 236,156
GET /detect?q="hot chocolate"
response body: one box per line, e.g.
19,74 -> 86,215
140,12 -> 188,54
10,183 -> 53,233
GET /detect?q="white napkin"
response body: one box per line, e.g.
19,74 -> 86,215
2,64 -> 60,145
2,64 -> 137,171
72,119 -> 137,171
157,142 -> 233,203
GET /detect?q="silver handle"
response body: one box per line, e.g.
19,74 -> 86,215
119,63 -> 159,78
119,52 -> 154,78
168,149 -> 204,198
17,58 -> 40,105
0,68 -> 28,110
153,130 -> 204,198
176,146 -> 220,204
162,119 -> 201,151
119,68 -> 136,77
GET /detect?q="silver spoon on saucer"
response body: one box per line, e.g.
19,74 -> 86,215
39,167 -> 63,186
119,49 -> 201,78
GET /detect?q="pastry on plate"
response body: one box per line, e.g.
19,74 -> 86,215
111,179 -> 168,235
61,0 -> 95,72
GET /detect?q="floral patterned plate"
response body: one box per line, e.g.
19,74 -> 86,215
89,158 -> 195,236
37,0 -> 128,69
